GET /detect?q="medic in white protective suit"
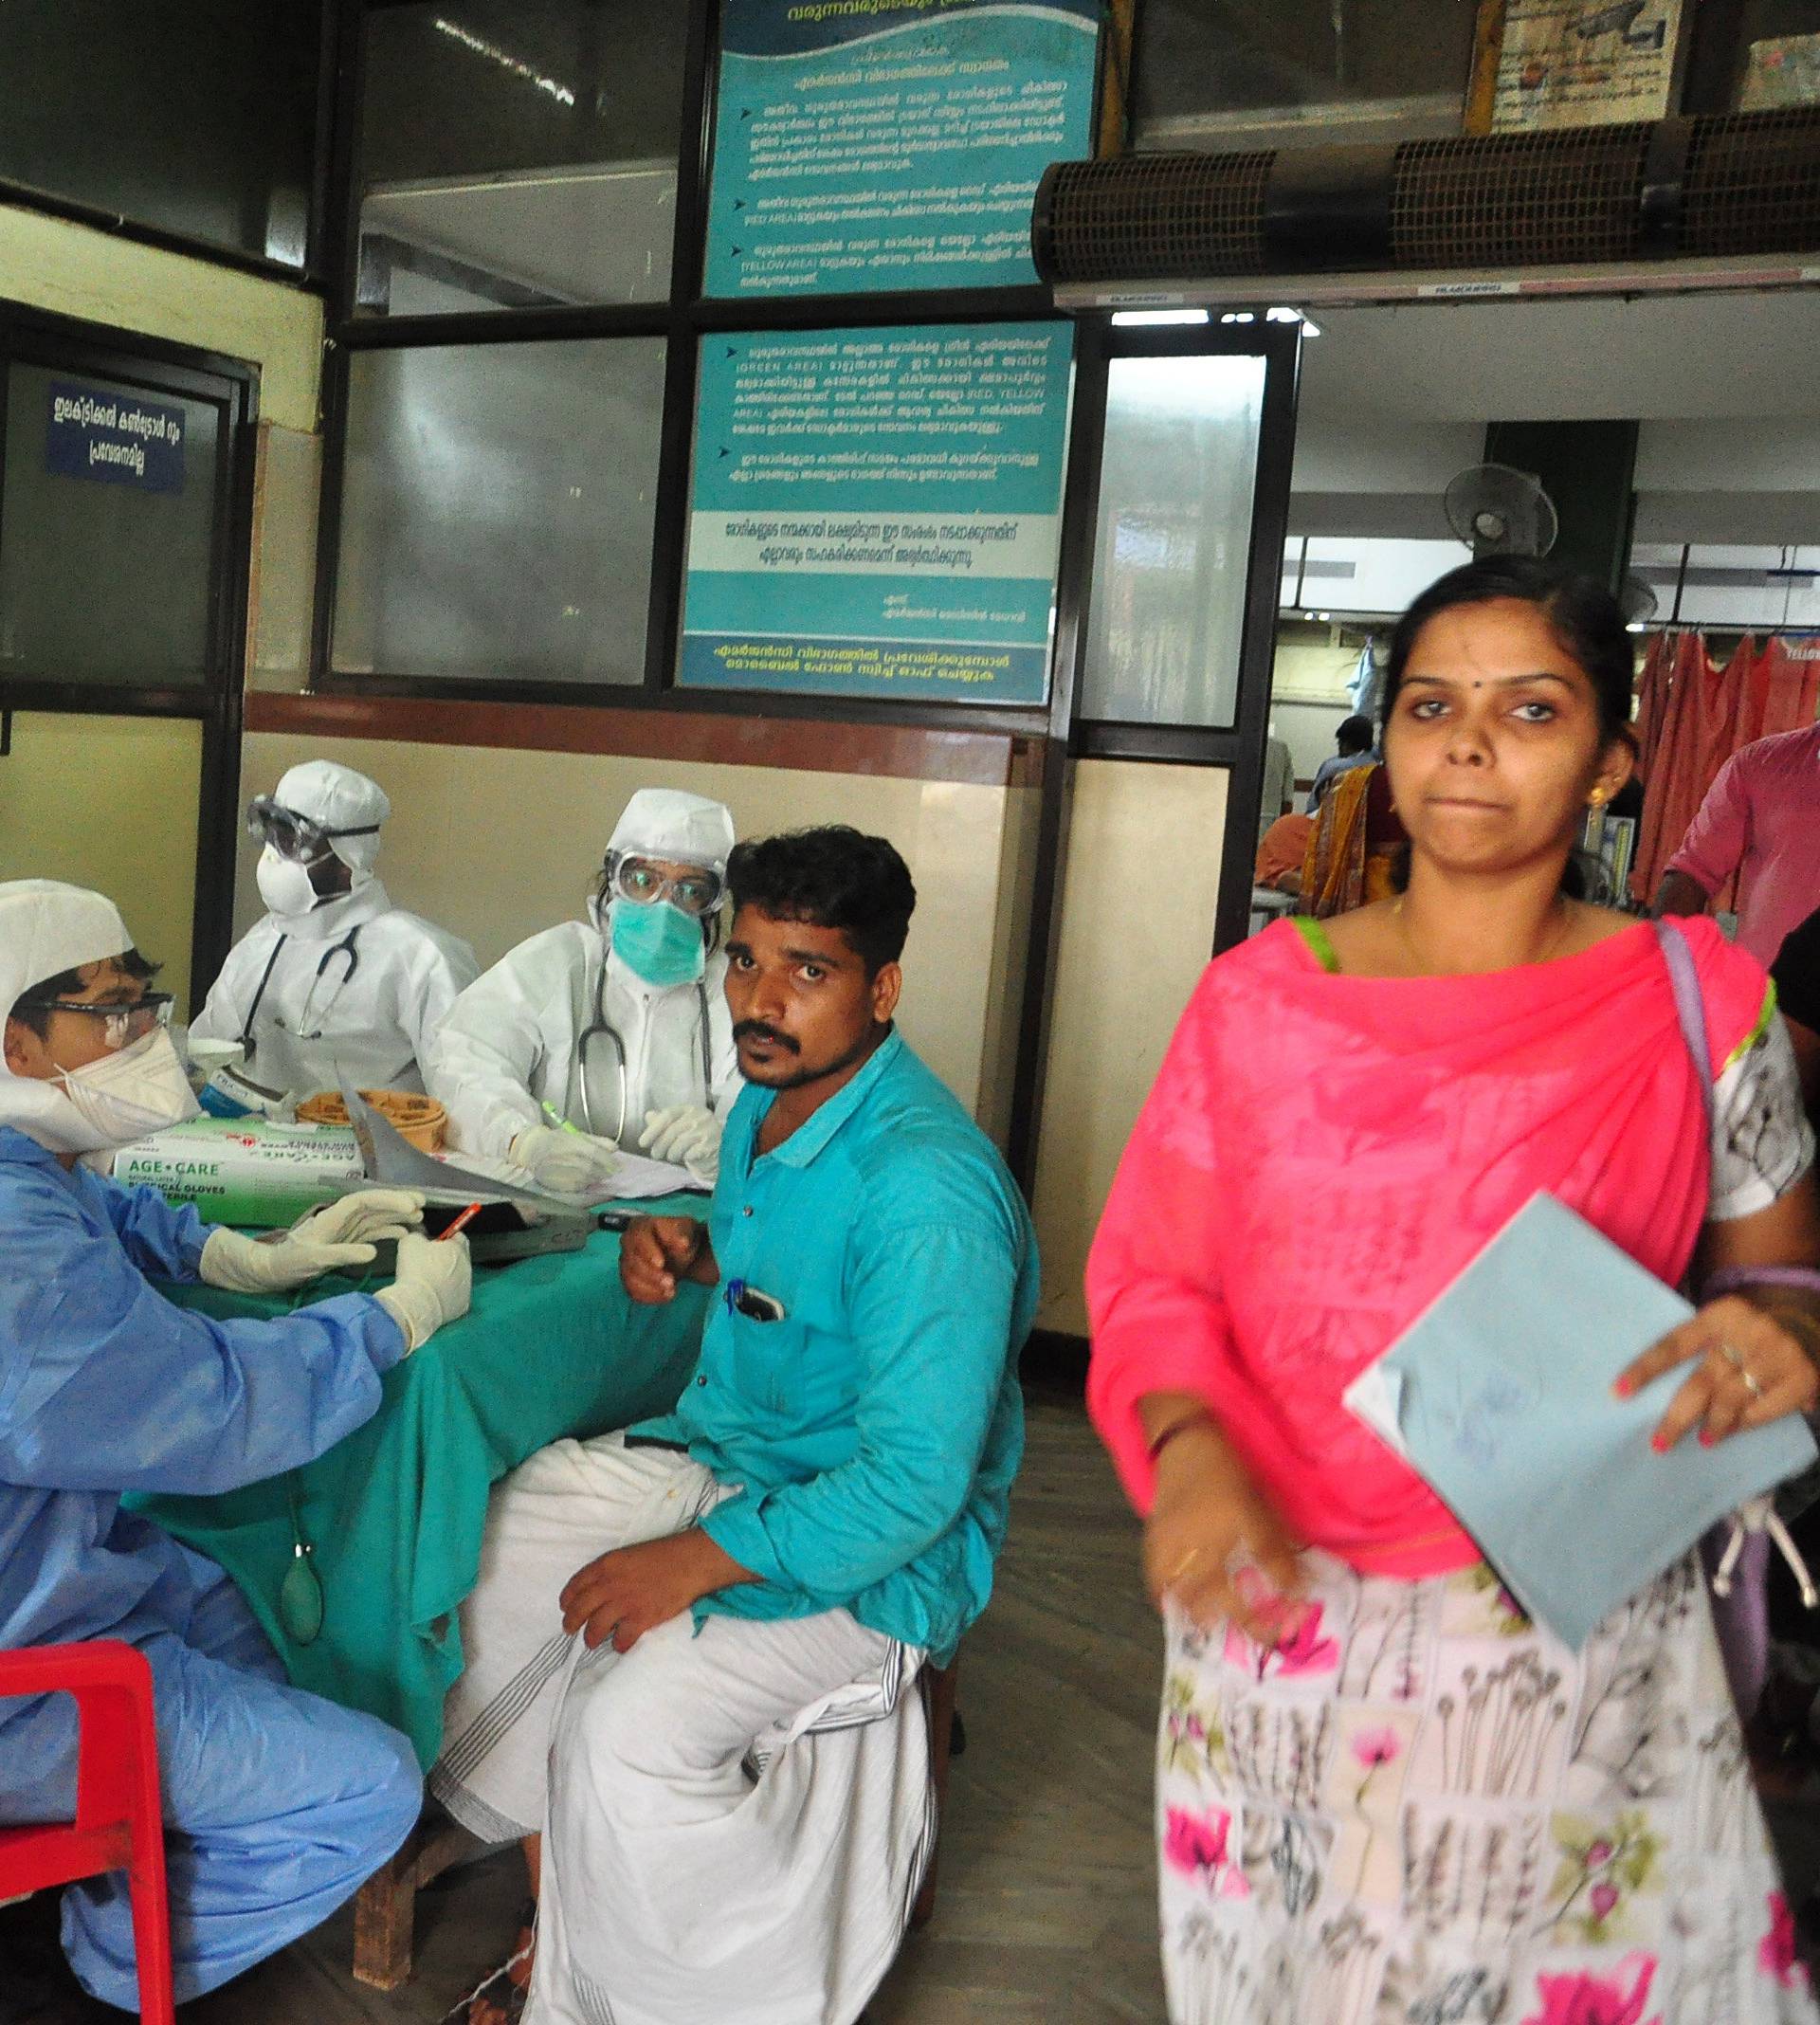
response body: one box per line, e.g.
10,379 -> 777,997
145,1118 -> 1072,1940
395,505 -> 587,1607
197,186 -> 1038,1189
0,879 -> 473,2013
190,759 -> 478,1101
427,789 -> 740,1195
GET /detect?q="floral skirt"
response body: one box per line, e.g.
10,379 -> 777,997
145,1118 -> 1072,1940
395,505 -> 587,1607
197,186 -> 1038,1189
1156,1551 -> 1818,2024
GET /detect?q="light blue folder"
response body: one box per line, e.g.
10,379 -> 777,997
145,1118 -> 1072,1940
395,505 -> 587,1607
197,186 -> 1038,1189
1341,1193 -> 1817,1650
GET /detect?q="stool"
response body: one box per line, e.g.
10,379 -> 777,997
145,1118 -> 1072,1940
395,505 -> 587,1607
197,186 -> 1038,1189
353,1654 -> 965,1988
0,1640 -> 174,2025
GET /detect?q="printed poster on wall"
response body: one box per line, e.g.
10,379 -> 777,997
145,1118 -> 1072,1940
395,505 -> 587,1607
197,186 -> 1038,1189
1488,0 -> 1685,131
705,0 -> 1101,298
679,319 -> 1073,704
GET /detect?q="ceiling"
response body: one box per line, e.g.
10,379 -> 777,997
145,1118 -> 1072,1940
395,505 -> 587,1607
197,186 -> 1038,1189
1299,287 -> 1820,426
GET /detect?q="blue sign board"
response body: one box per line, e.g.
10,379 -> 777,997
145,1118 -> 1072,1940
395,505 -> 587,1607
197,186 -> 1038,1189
706,0 -> 1101,298
46,381 -> 187,495
680,319 -> 1073,703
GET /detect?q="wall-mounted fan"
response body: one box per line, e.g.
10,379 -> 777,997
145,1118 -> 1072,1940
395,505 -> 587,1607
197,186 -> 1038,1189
1444,463 -> 1560,558
1619,574 -> 1660,625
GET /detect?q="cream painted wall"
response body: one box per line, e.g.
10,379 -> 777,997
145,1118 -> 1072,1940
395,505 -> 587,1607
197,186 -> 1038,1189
239,731 -> 1026,1136
0,713 -> 204,1011
1031,759 -> 1228,1337
0,203 -> 322,431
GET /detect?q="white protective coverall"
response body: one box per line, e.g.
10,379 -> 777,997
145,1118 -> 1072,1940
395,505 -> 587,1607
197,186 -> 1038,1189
427,789 -> 739,1168
191,759 -> 478,1099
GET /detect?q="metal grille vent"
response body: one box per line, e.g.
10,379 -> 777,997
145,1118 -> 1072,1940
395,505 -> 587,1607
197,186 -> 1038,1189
1032,107 -> 1820,285
1033,151 -> 1270,281
1391,126 -> 1649,269
1682,107 -> 1820,256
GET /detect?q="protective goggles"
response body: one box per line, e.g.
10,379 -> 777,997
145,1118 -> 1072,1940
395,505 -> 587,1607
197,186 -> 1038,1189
607,853 -> 725,919
18,991 -> 175,1049
246,794 -> 379,865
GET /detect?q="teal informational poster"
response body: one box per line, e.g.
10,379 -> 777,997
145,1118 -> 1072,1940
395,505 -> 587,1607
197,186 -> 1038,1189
680,319 -> 1073,704
705,0 -> 1101,299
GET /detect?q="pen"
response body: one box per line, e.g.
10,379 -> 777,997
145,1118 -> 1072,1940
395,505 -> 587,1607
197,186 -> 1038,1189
440,1201 -> 483,1242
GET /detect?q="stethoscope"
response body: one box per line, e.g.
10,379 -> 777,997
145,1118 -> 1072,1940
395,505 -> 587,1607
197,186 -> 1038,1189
574,970 -> 714,1144
237,926 -> 362,1055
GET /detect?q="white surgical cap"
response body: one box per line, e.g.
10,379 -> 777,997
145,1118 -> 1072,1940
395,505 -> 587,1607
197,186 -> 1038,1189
272,759 -> 391,874
0,879 -> 140,1154
607,789 -> 736,875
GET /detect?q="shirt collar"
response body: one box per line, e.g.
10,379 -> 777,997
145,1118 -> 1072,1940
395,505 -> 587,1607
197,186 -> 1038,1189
752,1026 -> 903,1171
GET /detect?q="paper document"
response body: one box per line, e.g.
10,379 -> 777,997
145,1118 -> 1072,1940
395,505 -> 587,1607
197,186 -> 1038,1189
1341,1193 -> 1817,1650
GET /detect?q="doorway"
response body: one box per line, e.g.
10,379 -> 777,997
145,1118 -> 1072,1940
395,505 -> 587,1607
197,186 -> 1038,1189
0,306 -> 258,1010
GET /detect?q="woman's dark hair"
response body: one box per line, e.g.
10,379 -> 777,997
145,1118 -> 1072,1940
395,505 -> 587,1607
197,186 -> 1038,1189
9,948 -> 158,1037
727,826 -> 917,976
1336,713 -> 1374,756
1381,557 -> 1635,747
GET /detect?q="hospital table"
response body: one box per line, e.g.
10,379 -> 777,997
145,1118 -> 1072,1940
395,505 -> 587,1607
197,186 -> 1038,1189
133,1198 -> 710,1770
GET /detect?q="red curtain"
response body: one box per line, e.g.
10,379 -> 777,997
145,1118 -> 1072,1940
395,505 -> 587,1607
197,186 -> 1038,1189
1629,629 -> 1820,904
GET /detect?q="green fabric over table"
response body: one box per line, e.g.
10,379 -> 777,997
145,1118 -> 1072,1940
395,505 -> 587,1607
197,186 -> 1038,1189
133,1198 -> 710,1767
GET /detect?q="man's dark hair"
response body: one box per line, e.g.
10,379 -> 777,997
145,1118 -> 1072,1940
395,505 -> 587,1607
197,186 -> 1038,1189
727,827 -> 917,975
1336,714 -> 1374,756
9,949 -> 158,1038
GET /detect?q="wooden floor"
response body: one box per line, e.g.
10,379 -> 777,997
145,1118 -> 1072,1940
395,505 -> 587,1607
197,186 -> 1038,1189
187,1384 -> 1170,2024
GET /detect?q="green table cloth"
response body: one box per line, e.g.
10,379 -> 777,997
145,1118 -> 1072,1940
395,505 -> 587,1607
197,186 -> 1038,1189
134,1202 -> 709,1767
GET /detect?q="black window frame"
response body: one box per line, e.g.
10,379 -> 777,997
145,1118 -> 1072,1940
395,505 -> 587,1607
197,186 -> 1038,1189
310,0 -> 1108,743
0,4 -> 337,289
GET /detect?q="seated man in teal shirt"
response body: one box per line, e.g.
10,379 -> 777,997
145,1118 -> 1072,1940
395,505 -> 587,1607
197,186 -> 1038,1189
433,826 -> 1037,2025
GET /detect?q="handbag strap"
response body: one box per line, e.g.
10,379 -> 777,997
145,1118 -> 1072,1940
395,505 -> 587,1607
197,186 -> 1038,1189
1652,917 -> 1714,1125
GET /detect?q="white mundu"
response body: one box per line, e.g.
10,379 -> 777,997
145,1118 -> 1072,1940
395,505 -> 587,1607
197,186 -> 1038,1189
191,760 -> 476,1098
433,1437 -> 934,2025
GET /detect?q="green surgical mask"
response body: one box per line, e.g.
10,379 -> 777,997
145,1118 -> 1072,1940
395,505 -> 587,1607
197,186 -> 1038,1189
610,896 -> 706,987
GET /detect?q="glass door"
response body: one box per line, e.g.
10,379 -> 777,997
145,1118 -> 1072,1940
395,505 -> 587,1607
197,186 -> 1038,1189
0,310 -> 257,1011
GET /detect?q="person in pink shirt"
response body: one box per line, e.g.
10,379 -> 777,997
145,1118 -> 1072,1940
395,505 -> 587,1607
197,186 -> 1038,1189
1088,559 -> 1820,2025
1656,721 -> 1820,964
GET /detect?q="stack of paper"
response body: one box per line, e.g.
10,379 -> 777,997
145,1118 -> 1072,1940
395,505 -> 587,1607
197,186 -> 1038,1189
1342,1193 -> 1817,1649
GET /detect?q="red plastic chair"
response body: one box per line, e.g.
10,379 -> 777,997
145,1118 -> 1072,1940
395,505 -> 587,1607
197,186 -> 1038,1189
0,1639 -> 174,2025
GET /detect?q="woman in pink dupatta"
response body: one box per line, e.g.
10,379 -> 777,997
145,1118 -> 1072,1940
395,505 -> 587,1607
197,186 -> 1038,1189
1088,559 -> 1820,2025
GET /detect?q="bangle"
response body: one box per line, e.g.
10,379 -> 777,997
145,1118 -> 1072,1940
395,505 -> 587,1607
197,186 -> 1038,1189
1147,1414 -> 1210,1465
1703,1266 -> 1820,1301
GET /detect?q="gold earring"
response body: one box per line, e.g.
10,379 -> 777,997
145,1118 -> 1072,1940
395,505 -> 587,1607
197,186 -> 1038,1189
1588,787 -> 1608,807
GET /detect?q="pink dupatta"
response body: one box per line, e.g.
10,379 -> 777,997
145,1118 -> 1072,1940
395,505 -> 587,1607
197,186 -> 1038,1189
1085,915 -> 1771,1578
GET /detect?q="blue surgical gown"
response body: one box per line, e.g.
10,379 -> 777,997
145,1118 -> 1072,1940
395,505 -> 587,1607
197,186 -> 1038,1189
0,1125 -> 421,2005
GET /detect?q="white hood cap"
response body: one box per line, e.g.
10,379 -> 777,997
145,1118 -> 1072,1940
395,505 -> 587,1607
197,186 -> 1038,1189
272,759 -> 391,874
0,879 -> 139,1154
606,789 -> 736,875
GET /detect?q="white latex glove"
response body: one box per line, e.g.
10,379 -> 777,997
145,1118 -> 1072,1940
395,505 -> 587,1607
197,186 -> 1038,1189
639,1104 -> 723,1186
200,1221 -> 384,1295
294,1189 -> 426,1248
373,1231 -> 473,1353
509,1123 -> 623,1198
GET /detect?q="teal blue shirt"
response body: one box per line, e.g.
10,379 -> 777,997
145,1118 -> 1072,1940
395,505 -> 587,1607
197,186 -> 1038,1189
629,1029 -> 1037,1663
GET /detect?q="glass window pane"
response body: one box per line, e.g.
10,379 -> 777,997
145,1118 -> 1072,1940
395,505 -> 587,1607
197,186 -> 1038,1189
0,2 -> 316,266
355,1 -> 687,318
1081,354 -> 1265,728
1133,0 -> 1477,151
332,339 -> 666,686
0,364 -> 221,688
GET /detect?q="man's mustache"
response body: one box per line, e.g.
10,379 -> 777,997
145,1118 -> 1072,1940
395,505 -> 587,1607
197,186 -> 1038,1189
733,1020 -> 800,1054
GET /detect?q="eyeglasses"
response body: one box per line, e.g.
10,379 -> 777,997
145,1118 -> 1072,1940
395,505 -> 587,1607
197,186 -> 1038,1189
246,794 -> 379,865
20,991 -> 175,1049
609,855 -> 725,919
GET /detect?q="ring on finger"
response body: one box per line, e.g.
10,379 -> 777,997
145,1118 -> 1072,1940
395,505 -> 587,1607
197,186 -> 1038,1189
1740,1366 -> 1766,1400
1170,1546 -> 1209,1581
1718,1341 -> 1746,1371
